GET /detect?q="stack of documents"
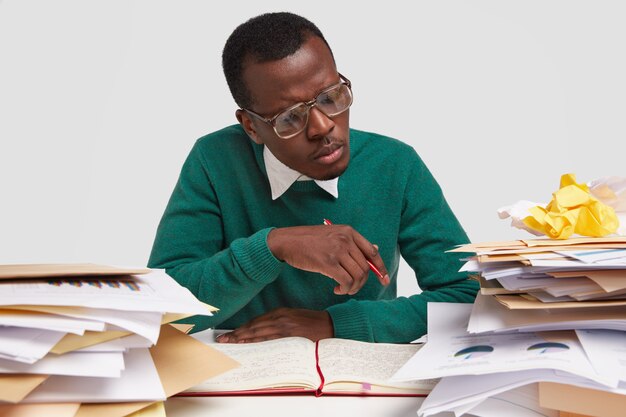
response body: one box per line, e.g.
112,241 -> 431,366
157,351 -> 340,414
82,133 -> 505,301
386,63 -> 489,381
453,236 -> 626,333
392,303 -> 626,416
0,264 -> 239,417
390,236 -> 626,417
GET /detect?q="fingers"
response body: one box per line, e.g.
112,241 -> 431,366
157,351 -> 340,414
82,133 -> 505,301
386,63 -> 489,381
352,231 -> 390,286
216,309 -> 334,343
217,324 -> 282,343
330,266 -> 354,295
342,249 -> 371,295
321,225 -> 390,294
322,251 -> 365,295
267,224 -> 389,296
217,314 -> 282,343
330,226 -> 389,290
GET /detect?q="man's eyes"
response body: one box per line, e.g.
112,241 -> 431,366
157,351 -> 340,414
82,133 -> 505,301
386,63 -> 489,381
278,109 -> 306,124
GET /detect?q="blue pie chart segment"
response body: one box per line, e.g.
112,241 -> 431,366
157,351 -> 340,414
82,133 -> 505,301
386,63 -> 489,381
527,342 -> 570,354
454,345 -> 494,360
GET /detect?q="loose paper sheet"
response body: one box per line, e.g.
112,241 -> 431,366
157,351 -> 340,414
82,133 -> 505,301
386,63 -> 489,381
72,325 -> 239,416
0,306 -> 162,343
0,309 -> 105,334
452,384 -> 558,417
74,402 -> 153,417
51,330 -> 133,355
0,263 -> 150,279
0,270 -> 210,315
495,294 -> 626,309
50,312 -> 199,355
0,327 -> 66,364
0,402 -> 80,417
151,324 -> 240,396
0,264 -> 150,279
126,402 -> 165,417
468,293 -> 626,334
418,369 -> 606,417
22,349 -> 165,403
76,333 -> 153,353
392,303 -> 612,387
539,382 -> 626,417
576,329 -> 626,382
0,374 -> 48,403
0,351 -> 125,378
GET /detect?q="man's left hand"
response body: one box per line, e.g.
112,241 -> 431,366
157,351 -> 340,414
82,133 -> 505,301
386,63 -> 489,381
216,308 -> 334,343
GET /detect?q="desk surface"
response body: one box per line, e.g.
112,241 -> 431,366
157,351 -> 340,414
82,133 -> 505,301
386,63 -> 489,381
164,396 -> 437,417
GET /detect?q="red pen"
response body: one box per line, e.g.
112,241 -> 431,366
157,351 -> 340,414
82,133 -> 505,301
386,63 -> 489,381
322,218 -> 386,281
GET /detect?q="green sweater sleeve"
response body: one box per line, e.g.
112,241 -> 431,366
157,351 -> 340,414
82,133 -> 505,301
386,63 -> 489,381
147,143 -> 283,331
327,150 -> 479,343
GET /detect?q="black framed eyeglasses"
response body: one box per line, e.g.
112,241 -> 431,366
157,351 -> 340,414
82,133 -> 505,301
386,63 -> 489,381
242,73 -> 353,140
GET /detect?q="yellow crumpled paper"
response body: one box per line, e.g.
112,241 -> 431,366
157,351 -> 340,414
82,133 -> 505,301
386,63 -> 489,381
522,173 -> 619,239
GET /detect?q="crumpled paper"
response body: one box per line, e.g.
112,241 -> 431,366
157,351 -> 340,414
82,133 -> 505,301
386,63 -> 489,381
498,173 -> 625,239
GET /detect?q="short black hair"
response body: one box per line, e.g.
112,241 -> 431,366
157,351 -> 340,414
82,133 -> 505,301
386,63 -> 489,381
222,12 -> 333,109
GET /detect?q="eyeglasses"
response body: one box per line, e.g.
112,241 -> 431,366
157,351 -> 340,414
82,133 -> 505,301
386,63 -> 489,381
243,73 -> 353,139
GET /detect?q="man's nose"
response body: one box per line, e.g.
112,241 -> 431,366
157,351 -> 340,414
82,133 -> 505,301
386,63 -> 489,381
306,106 -> 334,141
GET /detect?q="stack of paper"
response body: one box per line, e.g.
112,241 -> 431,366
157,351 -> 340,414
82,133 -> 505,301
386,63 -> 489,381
389,236 -> 626,416
392,303 -> 626,416
0,264 -> 239,417
448,237 -> 626,335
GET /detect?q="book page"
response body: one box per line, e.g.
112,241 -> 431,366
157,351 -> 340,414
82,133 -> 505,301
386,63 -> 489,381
186,337 -> 320,392
317,339 -> 436,393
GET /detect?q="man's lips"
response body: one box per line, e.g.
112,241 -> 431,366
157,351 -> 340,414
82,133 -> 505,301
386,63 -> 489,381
312,142 -> 342,160
313,144 -> 344,165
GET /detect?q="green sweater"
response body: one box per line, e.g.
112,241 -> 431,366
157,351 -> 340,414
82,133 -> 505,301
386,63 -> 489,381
148,125 -> 478,343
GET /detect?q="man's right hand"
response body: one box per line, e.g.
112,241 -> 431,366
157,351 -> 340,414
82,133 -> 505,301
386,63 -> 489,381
267,224 -> 390,295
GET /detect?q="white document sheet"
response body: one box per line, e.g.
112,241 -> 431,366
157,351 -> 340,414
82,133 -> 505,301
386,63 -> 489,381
496,275 -> 594,292
392,303 -> 613,387
77,333 -> 153,352
526,292 -> 575,303
455,384 -> 558,417
528,259 -> 626,268
460,260 -> 481,272
576,329 -> 626,382
417,369 -> 623,417
0,269 -> 210,315
467,293 -> 626,334
0,326 -> 66,364
52,308 -> 162,344
478,264 -> 626,281
0,310 -> 105,334
556,249 -> 626,264
22,348 -> 166,403
8,306 -> 164,344
519,253 -> 568,261
542,281 -> 603,297
0,350 -> 124,377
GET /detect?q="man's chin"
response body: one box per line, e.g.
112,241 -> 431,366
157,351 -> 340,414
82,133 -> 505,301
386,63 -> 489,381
311,164 -> 349,181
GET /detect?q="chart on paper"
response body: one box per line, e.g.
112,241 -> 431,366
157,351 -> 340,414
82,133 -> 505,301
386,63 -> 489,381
2,278 -> 155,296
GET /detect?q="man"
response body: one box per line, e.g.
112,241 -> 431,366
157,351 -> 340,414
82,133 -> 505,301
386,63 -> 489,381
148,12 -> 478,344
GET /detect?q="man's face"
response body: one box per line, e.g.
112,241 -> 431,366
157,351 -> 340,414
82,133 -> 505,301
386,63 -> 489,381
238,36 -> 350,181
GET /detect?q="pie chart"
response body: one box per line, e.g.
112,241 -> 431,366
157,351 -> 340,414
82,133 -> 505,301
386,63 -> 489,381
454,345 -> 494,359
527,342 -> 570,354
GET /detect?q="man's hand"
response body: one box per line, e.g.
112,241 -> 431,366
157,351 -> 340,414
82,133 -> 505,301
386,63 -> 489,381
267,224 -> 390,295
216,308 -> 334,343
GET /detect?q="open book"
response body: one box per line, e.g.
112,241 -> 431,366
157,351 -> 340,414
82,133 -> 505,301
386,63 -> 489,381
180,336 -> 435,397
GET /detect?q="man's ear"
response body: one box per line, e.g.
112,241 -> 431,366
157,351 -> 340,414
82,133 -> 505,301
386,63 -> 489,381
236,110 -> 263,144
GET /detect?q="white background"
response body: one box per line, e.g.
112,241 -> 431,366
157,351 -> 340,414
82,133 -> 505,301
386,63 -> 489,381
1,1 -> 624,294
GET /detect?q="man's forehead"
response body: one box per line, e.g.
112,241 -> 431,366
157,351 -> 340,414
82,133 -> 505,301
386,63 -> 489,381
242,37 -> 332,78
241,37 -> 337,109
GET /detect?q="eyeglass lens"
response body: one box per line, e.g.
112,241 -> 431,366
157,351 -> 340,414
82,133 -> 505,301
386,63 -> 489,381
274,83 -> 352,138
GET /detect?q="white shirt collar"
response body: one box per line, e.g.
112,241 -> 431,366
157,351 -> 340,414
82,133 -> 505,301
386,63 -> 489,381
263,146 -> 339,200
